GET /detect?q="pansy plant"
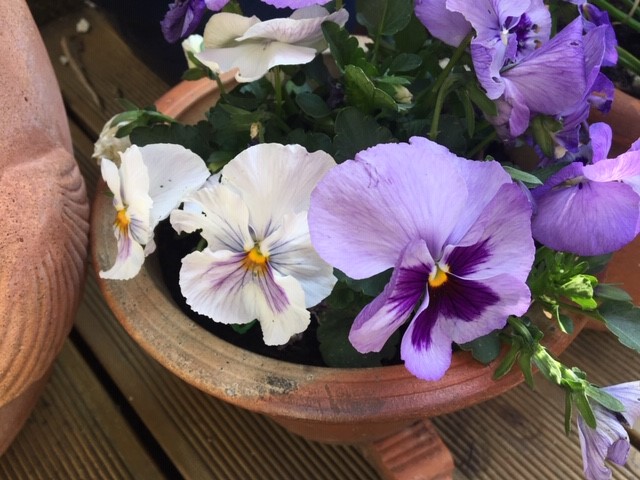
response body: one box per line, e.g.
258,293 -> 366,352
98,1 -> 640,476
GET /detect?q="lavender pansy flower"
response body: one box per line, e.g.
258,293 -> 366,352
581,3 -> 618,67
308,137 -> 534,381
170,143 -> 337,346
413,0 -> 472,47
578,381 -> 640,480
532,123 -> 640,256
161,0 -> 209,44
197,6 -> 348,82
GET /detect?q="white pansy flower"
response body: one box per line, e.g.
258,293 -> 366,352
93,114 -> 132,164
100,143 -> 210,280
197,5 -> 348,83
170,143 -> 337,346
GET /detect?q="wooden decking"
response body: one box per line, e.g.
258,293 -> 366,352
1,4 -> 639,479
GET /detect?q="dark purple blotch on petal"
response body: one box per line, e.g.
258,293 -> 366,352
446,239 -> 492,277
411,276 -> 499,350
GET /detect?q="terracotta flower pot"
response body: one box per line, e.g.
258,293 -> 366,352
0,0 -> 90,454
91,75 -> 591,447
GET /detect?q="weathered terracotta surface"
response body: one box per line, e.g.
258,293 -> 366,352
0,0 -> 89,453
92,76 -> 588,447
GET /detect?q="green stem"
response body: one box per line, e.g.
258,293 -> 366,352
617,45 -> 640,76
592,0 -> 640,32
467,130 -> 498,159
416,32 -> 473,107
334,0 -> 343,10
429,75 -> 455,140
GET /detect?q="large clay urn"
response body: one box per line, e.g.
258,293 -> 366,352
92,76 -> 587,446
0,0 -> 90,453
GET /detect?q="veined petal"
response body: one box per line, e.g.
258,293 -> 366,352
118,146 -> 151,212
443,183 -> 534,281
532,166 -> 640,255
180,249 -> 256,324
578,409 -> 631,480
309,138 -> 468,279
602,381 -> 640,426
170,184 -> 253,253
501,18 -> 586,117
222,143 -> 335,239
263,211 -> 336,308
137,143 -> 210,227
202,12 -> 260,48
99,225 -> 146,280
584,151 -> 640,187
349,240 -> 434,353
250,272 -> 310,346
447,0 -> 527,38
101,158 -> 124,209
589,122 -> 613,162
262,0 -> 331,8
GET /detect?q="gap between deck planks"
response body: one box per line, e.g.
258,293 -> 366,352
3,4 -> 637,479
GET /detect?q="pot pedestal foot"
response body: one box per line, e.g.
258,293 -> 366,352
362,419 -> 454,480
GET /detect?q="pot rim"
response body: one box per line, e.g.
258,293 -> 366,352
90,77 -> 586,425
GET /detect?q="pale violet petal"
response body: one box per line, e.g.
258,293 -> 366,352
414,0 -> 472,47
180,249 -> 255,324
602,381 -> 640,426
137,144 -> 209,228
237,9 -> 332,44
349,240 -> 434,353
202,12 -> 260,48
250,272 -> 310,346
99,227 -> 146,280
222,143 -> 335,240
262,211 -> 336,308
170,185 -> 253,253
309,138 -> 468,279
589,122 -> 613,162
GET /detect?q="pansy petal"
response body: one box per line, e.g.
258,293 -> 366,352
309,139 -> 468,279
203,12 -> 260,48
589,122 -> 613,162
401,308 -> 453,381
180,249 -> 255,324
99,228 -> 146,280
502,18 -> 586,116
349,239 -> 434,353
262,0 -> 331,8
262,211 -> 336,308
414,0 -> 472,47
532,171 -> 640,255
602,381 -> 640,426
443,183 -> 534,281
250,272 -> 310,346
170,184 -> 253,253
118,146 -> 151,211
101,158 -> 123,208
584,151 -> 640,186
222,143 -> 335,239
136,144 -> 209,227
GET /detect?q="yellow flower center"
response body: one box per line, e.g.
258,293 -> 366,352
428,265 -> 449,288
114,208 -> 130,234
243,245 -> 269,274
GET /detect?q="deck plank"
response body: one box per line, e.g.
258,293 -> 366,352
0,341 -> 164,480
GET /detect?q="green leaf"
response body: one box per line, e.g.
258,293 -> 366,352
456,89 -> 475,138
334,269 -> 392,297
388,53 -> 422,73
394,14 -> 429,53
459,331 -> 502,364
595,284 -> 633,303
557,313 -> 574,334
230,320 -> 257,334
564,390 -> 573,435
501,165 -> 544,186
321,22 -> 366,72
586,385 -> 625,412
599,301 -> 640,353
333,107 -> 394,162
356,0 -> 412,36
531,115 -> 563,159
559,274 -> 598,310
295,92 -> 331,118
344,65 -> 398,113
207,150 -> 236,172
466,82 -> 497,116
493,344 -> 519,380
575,392 -> 597,429
286,129 -> 333,154
182,68 -> 207,81
518,351 -> 535,389
130,121 -> 215,162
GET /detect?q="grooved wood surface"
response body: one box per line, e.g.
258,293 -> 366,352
1,3 -> 638,479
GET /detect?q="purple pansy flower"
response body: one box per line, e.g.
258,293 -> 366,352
578,381 -> 640,480
308,137 -> 535,381
531,123 -> 640,256
581,3 -> 618,67
161,0 -> 209,44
